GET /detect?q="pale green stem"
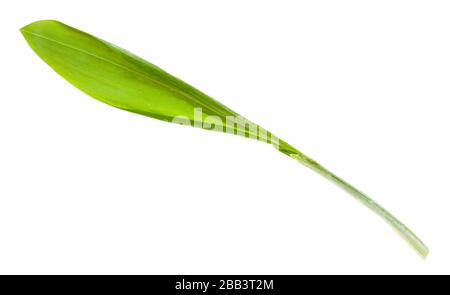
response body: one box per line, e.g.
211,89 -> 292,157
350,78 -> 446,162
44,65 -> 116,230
275,139 -> 429,259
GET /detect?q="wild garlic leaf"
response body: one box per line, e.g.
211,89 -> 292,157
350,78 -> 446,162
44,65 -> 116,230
21,20 -> 428,258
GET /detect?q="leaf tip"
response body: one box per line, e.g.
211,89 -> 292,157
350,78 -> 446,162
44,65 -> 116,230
20,19 -> 63,35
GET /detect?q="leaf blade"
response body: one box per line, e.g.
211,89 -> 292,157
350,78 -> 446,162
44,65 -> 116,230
21,20 -> 242,127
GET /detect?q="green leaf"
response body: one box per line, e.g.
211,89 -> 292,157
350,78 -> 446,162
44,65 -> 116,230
21,20 -> 428,258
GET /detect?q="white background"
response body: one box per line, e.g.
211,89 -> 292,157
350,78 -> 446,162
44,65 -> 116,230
1,0 -> 449,274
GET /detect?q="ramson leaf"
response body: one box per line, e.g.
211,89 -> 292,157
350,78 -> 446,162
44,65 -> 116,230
21,20 -> 429,258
